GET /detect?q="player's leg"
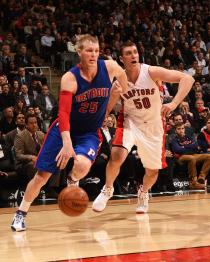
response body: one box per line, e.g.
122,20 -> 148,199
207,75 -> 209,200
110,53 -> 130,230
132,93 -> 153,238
105,147 -> 128,188
92,146 -> 128,212
92,126 -> 134,212
11,121 -> 62,231
135,122 -> 166,214
68,154 -> 92,184
136,168 -> 158,214
11,171 -> 52,231
67,132 -> 100,185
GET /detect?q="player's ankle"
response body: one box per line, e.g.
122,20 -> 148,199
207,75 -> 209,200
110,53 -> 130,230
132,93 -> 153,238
17,210 -> 27,216
68,176 -> 78,183
105,184 -> 113,188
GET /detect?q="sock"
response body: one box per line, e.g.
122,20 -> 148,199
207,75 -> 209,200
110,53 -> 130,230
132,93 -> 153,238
18,198 -> 32,213
16,210 -> 27,216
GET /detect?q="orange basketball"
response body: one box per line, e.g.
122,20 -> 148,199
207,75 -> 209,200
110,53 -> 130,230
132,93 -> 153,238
58,185 -> 89,217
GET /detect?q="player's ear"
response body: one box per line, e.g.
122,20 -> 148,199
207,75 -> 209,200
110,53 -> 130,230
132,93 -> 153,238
76,47 -> 82,57
119,56 -> 123,64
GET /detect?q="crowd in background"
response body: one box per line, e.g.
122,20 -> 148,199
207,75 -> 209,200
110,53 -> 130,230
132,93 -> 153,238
0,0 -> 210,201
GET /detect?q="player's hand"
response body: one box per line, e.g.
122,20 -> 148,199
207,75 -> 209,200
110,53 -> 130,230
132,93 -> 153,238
111,80 -> 123,96
0,171 -> 8,177
161,101 -> 177,118
56,142 -> 77,170
31,155 -> 37,164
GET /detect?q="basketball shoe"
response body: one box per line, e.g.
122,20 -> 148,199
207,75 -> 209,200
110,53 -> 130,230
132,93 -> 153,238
11,210 -> 26,232
136,185 -> 149,214
92,185 -> 114,212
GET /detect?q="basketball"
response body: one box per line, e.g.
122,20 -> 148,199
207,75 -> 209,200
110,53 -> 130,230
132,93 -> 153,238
58,185 -> 89,217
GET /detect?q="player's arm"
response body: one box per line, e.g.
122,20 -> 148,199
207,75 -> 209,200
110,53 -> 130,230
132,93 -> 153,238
56,72 -> 77,169
149,66 -> 194,115
105,60 -> 128,114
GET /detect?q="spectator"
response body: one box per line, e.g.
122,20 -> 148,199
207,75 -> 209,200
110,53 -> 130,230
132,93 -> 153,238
197,116 -> 210,154
14,67 -> 33,95
32,20 -> 45,56
10,80 -> 20,99
4,113 -> 26,149
35,84 -> 57,122
13,97 -> 27,115
187,60 -> 198,76
3,32 -> 18,53
51,32 -> 67,70
0,107 -> 16,138
7,61 -> 18,83
168,113 -> 195,137
192,99 -> 206,121
0,44 -> 14,75
196,51 -> 206,68
26,106 -> 35,116
14,44 -> 31,68
0,83 -> 16,111
19,84 -> 35,108
195,107 -> 210,133
170,123 -> 210,189
14,115 -> 44,189
107,114 -> 117,128
4,113 -> 26,166
40,28 -> 55,62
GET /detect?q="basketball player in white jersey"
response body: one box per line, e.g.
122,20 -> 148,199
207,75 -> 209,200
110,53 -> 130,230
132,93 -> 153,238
92,41 -> 194,213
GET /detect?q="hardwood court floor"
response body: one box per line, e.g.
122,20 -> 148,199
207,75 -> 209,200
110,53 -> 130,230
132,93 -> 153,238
1,193 -> 210,262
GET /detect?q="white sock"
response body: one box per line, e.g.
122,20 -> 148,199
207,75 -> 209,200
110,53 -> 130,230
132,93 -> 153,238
19,198 -> 32,213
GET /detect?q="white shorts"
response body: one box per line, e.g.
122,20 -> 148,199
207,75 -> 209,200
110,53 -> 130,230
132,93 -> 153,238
113,119 -> 166,170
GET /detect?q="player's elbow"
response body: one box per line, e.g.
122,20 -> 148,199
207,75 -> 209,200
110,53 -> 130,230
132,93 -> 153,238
183,74 -> 195,85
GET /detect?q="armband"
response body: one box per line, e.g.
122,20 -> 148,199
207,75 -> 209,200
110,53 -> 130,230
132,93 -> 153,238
58,90 -> 72,133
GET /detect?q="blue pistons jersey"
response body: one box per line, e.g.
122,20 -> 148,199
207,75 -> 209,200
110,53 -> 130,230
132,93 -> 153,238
69,59 -> 112,134
35,60 -> 112,174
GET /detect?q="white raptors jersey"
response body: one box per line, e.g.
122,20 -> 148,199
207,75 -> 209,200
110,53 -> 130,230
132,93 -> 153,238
121,63 -> 163,125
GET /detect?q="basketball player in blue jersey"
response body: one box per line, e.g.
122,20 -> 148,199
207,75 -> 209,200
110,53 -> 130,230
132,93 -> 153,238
11,34 -> 128,231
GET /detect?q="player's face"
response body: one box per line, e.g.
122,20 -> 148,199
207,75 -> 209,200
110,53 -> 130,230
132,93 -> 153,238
79,41 -> 99,67
120,46 -> 139,69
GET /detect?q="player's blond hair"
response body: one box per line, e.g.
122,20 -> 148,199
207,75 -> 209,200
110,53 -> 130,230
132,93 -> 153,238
76,34 -> 99,51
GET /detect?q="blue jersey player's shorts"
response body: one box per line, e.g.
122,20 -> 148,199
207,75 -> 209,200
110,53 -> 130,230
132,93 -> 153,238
36,120 -> 101,174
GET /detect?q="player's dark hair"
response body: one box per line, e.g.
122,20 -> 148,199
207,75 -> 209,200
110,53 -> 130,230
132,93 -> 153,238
120,41 -> 137,56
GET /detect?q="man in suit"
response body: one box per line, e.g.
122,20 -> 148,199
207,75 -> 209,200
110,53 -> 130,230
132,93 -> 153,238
4,113 -> 26,168
14,114 -> 44,188
35,84 -> 57,121
4,113 -> 26,149
14,114 -> 60,197
0,83 -> 16,111
14,44 -> 31,68
19,84 -> 35,108
14,67 -> 33,95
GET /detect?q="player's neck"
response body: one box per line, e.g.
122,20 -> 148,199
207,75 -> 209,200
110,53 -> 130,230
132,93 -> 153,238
126,64 -> 140,84
80,64 -> 97,82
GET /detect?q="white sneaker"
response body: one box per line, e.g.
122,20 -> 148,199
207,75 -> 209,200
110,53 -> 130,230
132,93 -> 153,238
136,186 -> 149,214
11,211 -> 26,232
92,185 -> 114,212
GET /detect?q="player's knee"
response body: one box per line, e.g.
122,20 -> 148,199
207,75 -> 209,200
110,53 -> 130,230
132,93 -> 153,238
146,169 -> 158,177
33,173 -> 49,187
73,161 -> 90,177
110,152 -> 125,166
